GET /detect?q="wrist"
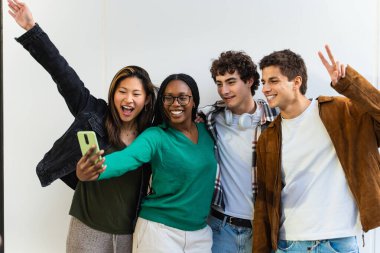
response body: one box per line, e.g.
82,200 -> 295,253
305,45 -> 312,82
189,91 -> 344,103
24,21 -> 36,31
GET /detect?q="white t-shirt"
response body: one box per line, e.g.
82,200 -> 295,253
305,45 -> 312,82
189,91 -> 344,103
279,99 -> 360,240
214,104 -> 263,219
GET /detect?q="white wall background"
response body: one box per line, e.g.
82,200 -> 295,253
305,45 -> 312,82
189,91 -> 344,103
3,0 -> 380,252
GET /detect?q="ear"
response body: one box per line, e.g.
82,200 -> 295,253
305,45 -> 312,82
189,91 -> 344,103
293,76 -> 302,92
144,95 -> 151,105
246,78 -> 254,88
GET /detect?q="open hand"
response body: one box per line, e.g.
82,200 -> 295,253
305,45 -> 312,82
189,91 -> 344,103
8,0 -> 35,30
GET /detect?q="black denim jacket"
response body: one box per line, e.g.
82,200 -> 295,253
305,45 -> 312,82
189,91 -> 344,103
16,24 -> 111,189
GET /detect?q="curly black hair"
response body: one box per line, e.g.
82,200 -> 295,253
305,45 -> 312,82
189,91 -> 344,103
259,49 -> 308,95
210,51 -> 260,96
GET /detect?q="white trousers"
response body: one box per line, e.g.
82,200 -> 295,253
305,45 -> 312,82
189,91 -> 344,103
132,217 -> 212,253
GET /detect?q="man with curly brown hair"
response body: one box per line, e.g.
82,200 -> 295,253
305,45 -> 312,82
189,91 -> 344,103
199,51 -> 278,253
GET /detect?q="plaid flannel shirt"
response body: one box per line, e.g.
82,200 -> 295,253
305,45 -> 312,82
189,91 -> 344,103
199,98 -> 278,210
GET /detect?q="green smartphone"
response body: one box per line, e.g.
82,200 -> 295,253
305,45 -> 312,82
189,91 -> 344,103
77,131 -> 102,160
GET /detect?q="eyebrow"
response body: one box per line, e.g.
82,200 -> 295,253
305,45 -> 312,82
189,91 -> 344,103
216,77 -> 237,83
118,87 -> 143,92
261,76 -> 279,83
164,92 -> 191,95
225,77 -> 237,82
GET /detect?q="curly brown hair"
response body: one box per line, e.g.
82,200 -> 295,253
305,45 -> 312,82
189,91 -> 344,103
210,51 -> 260,96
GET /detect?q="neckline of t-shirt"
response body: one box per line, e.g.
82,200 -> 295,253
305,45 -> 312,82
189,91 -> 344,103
281,99 -> 316,124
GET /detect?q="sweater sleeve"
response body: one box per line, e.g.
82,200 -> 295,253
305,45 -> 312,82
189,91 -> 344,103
98,127 -> 161,180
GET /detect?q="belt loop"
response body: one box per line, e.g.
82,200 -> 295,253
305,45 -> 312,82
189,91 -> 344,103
362,232 -> 365,247
222,215 -> 227,226
307,240 -> 320,252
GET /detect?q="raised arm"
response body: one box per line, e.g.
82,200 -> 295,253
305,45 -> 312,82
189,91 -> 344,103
319,44 -> 380,143
8,0 -> 96,117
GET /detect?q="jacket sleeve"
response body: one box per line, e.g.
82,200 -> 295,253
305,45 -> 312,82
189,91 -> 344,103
15,23 -> 94,117
252,140 -> 272,253
333,65 -> 380,146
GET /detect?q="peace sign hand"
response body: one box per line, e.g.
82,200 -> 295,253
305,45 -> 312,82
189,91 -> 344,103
318,45 -> 346,86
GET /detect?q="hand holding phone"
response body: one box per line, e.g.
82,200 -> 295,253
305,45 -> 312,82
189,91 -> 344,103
77,131 -> 105,181
77,131 -> 101,157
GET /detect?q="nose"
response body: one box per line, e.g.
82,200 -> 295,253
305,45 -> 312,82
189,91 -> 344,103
220,84 -> 230,95
172,97 -> 181,106
125,93 -> 133,103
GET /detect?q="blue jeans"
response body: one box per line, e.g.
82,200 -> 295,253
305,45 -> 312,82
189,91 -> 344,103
275,236 -> 359,253
207,215 -> 252,253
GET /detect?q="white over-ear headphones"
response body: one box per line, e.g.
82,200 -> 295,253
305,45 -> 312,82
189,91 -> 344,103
225,109 -> 256,129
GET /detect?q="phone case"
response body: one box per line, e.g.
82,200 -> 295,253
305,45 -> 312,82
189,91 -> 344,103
77,131 -> 100,156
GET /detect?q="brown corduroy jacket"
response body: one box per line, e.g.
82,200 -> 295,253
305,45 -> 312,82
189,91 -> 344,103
253,66 -> 380,253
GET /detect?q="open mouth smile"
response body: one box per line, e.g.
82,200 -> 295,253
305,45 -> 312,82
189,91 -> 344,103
121,105 -> 135,116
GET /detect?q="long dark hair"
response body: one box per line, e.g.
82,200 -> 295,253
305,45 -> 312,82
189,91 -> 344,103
153,73 -> 199,126
105,66 -> 156,148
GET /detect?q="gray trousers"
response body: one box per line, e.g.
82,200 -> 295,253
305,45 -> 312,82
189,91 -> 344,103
66,217 -> 132,253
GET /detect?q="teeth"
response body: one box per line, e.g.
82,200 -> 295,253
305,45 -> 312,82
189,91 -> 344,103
122,105 -> 133,110
171,111 -> 183,115
266,95 -> 275,101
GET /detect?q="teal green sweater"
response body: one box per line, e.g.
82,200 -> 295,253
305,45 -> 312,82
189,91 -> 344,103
99,123 -> 216,231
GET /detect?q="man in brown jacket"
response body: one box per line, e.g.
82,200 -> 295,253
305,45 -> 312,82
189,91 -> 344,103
253,45 -> 380,253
